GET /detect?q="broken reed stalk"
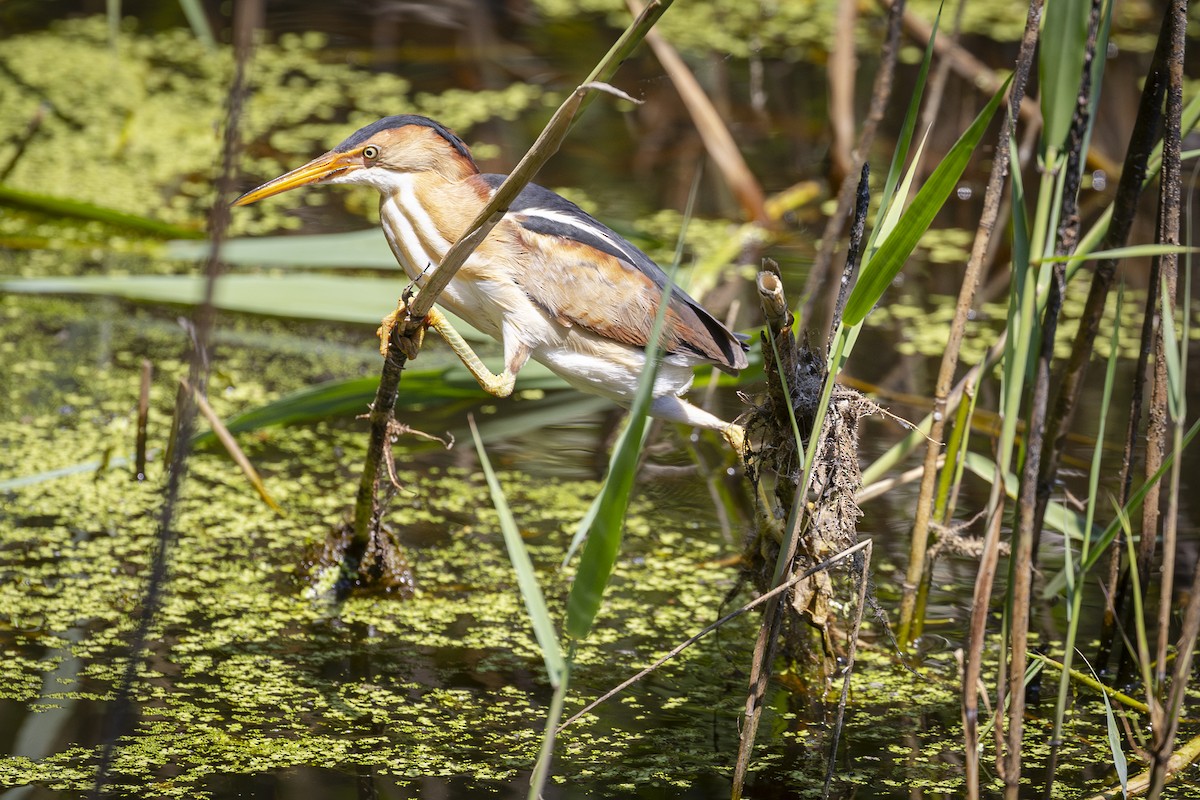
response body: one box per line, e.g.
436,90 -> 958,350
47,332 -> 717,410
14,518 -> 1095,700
185,378 -> 282,514
801,0 -> 904,330
732,267 -> 805,800
829,163 -> 871,340
1005,5 -> 1101,791
88,2 -> 260,796
957,4 -> 1043,796
827,0 -> 858,188
733,169 -> 872,799
349,0 -> 675,550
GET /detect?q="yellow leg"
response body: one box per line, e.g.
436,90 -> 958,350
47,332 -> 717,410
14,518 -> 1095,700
722,423 -> 746,455
377,300 -> 515,398
425,308 -> 516,398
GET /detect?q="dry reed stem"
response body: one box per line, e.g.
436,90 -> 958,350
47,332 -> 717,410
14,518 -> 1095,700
1033,10 -> 1171,601
1146,1 -> 1187,794
732,266 -> 806,800
89,2 -> 261,795
135,359 -> 151,480
801,0 -> 904,331
828,0 -> 858,188
954,4 -> 1043,794
185,379 -> 283,514
632,0 -> 768,224
1005,5 -> 1101,792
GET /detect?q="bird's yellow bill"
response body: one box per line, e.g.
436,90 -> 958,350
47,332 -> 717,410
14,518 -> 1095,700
233,150 -> 361,206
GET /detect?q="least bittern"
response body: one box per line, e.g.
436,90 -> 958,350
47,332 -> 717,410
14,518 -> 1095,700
235,115 -> 748,448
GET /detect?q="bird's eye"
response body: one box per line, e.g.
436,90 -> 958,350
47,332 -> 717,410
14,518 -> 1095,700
363,145 -> 379,160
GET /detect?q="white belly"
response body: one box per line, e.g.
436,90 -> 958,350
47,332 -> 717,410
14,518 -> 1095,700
378,192 -> 503,337
532,333 -> 696,404
378,191 -> 695,405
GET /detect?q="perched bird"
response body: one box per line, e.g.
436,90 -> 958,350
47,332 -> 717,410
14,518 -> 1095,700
235,115 -> 748,447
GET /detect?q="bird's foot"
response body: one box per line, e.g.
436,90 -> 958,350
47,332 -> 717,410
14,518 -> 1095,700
722,423 -> 747,455
377,300 -> 427,359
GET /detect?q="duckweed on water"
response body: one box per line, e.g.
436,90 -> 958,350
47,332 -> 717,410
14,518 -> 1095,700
867,280 -> 1200,365
0,18 -> 550,245
529,0 -> 1172,56
2,293 -> 1188,797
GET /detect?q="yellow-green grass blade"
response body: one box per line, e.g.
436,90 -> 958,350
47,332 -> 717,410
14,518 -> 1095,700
1039,0 -> 1091,155
564,167 -> 697,641
0,274 -> 483,336
869,0 -> 943,256
0,183 -> 202,239
1038,243 -> 1199,264
843,75 -> 1011,327
166,230 -> 398,269
468,416 -> 565,685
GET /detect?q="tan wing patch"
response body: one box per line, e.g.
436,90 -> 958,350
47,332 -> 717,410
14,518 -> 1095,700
516,232 -> 729,364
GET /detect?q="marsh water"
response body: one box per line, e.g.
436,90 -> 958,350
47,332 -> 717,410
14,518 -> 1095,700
2,3 -> 1199,798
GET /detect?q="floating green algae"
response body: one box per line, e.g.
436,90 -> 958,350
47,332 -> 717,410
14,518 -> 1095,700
528,0 -> 1173,58
0,18 -> 551,245
2,278 -> 1190,798
0,292 -> 751,797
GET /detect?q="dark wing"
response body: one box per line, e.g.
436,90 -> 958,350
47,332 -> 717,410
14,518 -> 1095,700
480,175 -> 748,372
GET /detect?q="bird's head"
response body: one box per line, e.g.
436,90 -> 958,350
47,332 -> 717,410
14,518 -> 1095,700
234,115 -> 478,206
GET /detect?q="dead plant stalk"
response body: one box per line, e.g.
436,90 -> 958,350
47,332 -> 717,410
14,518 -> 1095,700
951,4 -> 1043,797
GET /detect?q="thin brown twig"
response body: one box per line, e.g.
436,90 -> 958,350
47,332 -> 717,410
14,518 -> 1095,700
135,359 -> 151,480
88,2 -> 261,795
1006,5 -> 1102,791
185,379 -> 283,514
1146,2 -> 1186,795
827,0 -> 858,189
822,541 -> 873,799
801,0 -> 905,332
557,539 -> 873,732
956,5 -> 1044,794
